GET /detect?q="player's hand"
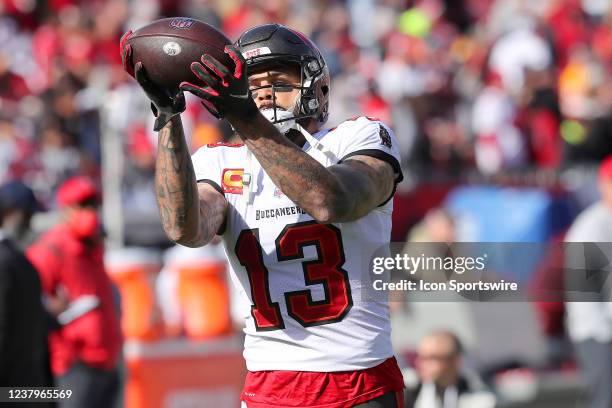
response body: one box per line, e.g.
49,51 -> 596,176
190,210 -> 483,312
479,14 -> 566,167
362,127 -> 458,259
179,45 -> 258,120
120,31 -> 186,131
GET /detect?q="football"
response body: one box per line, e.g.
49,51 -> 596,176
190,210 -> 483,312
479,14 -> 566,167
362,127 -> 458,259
124,17 -> 233,92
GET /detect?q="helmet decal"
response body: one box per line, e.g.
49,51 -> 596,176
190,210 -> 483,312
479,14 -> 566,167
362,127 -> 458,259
242,47 -> 272,59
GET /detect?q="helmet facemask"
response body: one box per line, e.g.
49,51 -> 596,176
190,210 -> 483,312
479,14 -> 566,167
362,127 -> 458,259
247,56 -> 329,135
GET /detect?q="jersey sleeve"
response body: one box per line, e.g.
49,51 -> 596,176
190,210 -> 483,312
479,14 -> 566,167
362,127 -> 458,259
336,117 -> 403,204
191,146 -> 224,195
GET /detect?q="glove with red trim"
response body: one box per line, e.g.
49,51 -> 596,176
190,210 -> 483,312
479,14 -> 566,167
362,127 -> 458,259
179,45 -> 258,120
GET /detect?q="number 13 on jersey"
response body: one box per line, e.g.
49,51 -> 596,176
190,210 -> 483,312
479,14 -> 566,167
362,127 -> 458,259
235,221 -> 353,331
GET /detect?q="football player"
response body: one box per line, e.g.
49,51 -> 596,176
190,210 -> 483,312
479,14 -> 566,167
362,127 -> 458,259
122,23 -> 405,408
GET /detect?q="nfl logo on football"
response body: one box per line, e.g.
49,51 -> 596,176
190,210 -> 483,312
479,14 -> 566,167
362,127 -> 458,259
169,18 -> 195,29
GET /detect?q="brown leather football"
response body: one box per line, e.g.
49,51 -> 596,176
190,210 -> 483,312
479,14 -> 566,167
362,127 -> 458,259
124,17 -> 232,92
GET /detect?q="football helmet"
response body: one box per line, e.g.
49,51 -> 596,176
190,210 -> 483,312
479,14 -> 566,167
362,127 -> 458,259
235,24 -> 330,129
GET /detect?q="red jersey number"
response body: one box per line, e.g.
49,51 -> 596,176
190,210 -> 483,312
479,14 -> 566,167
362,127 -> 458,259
235,221 -> 352,331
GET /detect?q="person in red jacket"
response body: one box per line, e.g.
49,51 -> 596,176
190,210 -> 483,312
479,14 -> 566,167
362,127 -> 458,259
27,176 -> 122,408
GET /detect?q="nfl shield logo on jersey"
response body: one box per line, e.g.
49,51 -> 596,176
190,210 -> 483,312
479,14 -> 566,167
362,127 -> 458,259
274,186 -> 284,198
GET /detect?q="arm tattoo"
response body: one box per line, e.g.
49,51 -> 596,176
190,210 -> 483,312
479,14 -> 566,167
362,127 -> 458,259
246,136 -> 340,209
230,114 -> 395,223
197,183 -> 227,242
155,116 -> 225,246
236,116 -> 346,221
331,157 -> 395,217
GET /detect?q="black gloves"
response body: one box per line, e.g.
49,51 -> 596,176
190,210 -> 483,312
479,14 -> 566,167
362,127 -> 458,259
121,30 -> 256,128
120,31 -> 185,131
135,62 -> 186,131
179,45 -> 258,120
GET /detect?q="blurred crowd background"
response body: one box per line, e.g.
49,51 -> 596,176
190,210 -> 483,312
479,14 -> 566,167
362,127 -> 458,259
1,0 -> 611,217
1,0 -> 612,407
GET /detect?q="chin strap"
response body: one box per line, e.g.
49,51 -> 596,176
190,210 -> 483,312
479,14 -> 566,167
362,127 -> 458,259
295,123 -> 338,162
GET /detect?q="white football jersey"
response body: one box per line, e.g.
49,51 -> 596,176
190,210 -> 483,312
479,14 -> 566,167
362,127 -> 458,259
191,116 -> 403,372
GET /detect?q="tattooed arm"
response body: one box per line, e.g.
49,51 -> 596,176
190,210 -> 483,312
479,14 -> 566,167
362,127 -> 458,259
176,46 -> 396,223
229,113 -> 395,223
155,116 -> 227,246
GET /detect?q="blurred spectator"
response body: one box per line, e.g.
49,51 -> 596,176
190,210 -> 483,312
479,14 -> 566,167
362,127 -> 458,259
0,50 -> 30,102
0,180 -> 43,248
560,47 -> 612,163
394,208 -> 457,308
564,155 -> 612,408
488,20 -> 553,95
405,330 -> 496,408
27,176 -> 122,408
516,67 -> 562,168
0,181 -> 52,403
471,71 -> 526,174
407,207 -> 456,243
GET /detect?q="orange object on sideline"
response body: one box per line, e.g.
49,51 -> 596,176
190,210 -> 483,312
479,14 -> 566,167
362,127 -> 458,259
177,260 -> 231,338
106,249 -> 163,341
123,337 -> 245,408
